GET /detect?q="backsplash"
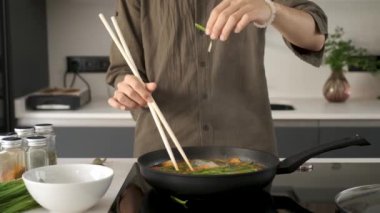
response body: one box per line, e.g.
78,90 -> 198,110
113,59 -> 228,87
47,0 -> 380,99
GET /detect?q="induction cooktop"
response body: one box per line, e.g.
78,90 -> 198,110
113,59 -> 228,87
110,162 -> 380,213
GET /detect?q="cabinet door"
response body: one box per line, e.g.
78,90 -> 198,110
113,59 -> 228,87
55,127 -> 135,158
275,127 -> 319,158
319,127 -> 379,157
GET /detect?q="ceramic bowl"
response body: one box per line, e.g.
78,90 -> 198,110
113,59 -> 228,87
22,164 -> 113,212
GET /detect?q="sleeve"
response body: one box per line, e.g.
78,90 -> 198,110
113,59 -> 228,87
106,0 -> 146,88
274,0 -> 328,67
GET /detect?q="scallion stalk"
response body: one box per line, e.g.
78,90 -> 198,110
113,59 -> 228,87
0,179 -> 40,212
195,23 -> 206,32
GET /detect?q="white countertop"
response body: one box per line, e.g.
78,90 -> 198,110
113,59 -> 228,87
15,96 -> 380,127
270,97 -> 380,120
25,157 -> 380,212
26,158 -> 136,213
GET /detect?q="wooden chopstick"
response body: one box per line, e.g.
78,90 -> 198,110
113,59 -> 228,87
109,16 -> 193,171
99,14 -> 193,171
99,14 -> 178,171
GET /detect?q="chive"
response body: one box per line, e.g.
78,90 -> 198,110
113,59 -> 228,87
0,179 -> 40,212
0,182 -> 27,202
171,195 -> 188,208
0,178 -> 23,191
0,194 -> 39,213
195,23 -> 206,32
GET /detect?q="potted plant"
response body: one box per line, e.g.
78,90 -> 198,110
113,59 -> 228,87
323,27 -> 376,102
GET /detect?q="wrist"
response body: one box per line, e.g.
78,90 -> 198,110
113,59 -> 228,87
254,0 -> 277,28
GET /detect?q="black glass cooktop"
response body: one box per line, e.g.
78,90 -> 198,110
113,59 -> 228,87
110,162 -> 380,213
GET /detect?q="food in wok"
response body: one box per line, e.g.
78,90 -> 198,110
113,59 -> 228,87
152,157 -> 264,175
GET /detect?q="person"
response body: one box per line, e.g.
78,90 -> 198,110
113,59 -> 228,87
106,0 -> 327,157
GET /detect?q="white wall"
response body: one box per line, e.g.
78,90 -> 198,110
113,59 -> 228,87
46,0 -> 115,97
265,0 -> 380,98
47,0 -> 380,98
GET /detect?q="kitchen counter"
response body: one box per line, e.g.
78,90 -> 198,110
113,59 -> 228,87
25,158 -> 380,212
15,96 -> 380,127
15,97 -> 135,127
26,158 -> 136,213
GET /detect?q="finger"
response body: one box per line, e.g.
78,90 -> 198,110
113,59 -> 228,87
206,0 -> 230,35
145,82 -> 157,93
124,75 -> 153,102
210,3 -> 241,40
108,97 -> 126,110
114,91 -> 139,109
118,83 -> 146,106
220,6 -> 251,41
235,12 -> 255,33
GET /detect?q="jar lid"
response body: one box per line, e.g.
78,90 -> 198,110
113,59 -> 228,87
26,136 -> 47,146
14,126 -> 34,135
1,137 -> 23,148
34,124 -> 53,133
0,132 -> 17,140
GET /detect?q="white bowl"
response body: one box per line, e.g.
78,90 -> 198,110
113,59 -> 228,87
22,164 -> 113,212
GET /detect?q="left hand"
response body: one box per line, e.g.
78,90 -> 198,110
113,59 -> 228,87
206,0 -> 273,41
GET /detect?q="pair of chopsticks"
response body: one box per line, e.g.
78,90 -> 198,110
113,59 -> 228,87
99,14 -> 193,171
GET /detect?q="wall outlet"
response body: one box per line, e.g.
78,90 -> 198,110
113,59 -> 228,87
67,56 -> 110,73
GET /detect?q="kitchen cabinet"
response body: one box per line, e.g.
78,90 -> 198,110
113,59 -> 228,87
274,127 -> 319,157
275,123 -> 380,158
57,125 -> 321,158
319,127 -> 380,158
55,127 -> 134,158
55,125 -> 379,158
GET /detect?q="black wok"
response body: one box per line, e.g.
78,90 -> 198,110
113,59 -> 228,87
138,135 -> 370,198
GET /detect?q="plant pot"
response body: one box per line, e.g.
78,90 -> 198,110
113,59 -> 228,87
323,71 -> 350,102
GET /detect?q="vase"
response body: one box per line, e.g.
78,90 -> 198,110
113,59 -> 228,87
323,71 -> 350,102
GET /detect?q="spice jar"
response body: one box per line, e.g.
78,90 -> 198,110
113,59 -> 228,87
0,137 -> 26,182
34,124 -> 57,165
14,126 -> 34,150
26,136 -> 49,170
0,132 -> 17,150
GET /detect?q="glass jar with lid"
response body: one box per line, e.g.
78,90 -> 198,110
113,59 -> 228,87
0,132 -> 17,151
14,126 -> 35,149
26,136 -> 49,170
0,137 -> 26,182
34,124 -> 57,165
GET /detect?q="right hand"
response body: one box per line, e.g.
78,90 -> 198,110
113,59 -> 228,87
108,74 -> 157,110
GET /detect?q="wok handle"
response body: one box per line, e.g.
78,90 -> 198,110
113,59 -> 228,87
276,135 -> 370,174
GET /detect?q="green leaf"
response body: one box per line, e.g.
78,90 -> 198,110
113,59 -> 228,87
324,26 -> 378,73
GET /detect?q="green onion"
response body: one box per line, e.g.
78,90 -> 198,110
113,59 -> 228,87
195,23 -> 206,32
171,195 -> 189,208
0,179 -> 40,212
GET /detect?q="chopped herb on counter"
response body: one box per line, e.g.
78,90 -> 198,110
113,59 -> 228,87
0,179 -> 40,213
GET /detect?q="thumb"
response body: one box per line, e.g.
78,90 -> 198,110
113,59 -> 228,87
145,82 -> 157,93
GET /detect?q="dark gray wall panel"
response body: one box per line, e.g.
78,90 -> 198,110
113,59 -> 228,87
55,127 -> 135,158
275,127 -> 319,158
319,127 -> 380,157
8,0 -> 49,97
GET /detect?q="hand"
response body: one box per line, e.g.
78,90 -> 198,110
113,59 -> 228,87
206,0 -> 272,41
108,74 -> 157,110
